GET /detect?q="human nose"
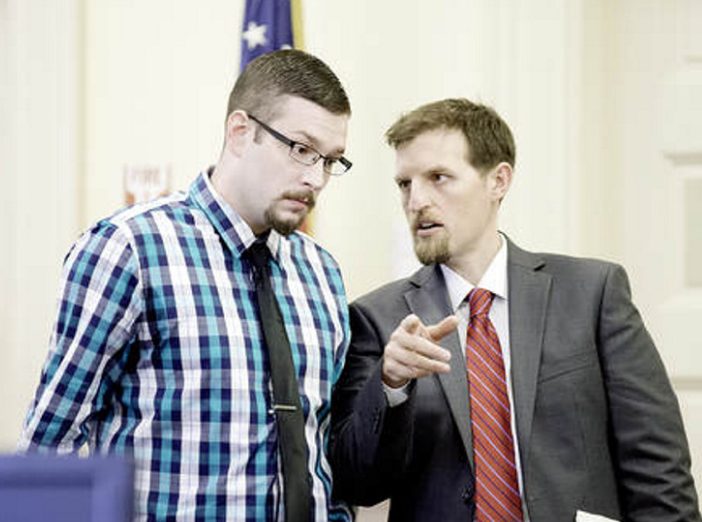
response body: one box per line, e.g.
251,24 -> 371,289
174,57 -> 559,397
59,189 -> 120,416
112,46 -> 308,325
407,181 -> 430,212
301,159 -> 329,190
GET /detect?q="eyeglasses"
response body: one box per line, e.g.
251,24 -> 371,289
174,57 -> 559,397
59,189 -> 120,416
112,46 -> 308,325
248,115 -> 352,176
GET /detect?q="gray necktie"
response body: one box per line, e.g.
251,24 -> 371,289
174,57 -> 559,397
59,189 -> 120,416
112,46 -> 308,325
246,238 -> 312,521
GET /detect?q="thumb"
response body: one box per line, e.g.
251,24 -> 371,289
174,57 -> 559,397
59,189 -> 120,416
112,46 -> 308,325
399,314 -> 426,335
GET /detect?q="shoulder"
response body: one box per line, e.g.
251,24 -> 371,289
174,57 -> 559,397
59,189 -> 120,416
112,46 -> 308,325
76,190 -> 213,255
354,277 -> 414,308
346,271 -> 427,341
66,191 -> 197,268
102,190 -> 194,237
541,252 -> 620,278
279,231 -> 350,303
508,242 -> 635,319
351,266 -> 431,318
508,240 -> 623,283
286,229 -> 343,271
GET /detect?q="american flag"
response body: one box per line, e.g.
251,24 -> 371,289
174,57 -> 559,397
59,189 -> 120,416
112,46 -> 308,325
241,0 -> 302,70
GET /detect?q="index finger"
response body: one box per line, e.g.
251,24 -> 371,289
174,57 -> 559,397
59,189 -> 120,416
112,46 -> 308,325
426,315 -> 459,342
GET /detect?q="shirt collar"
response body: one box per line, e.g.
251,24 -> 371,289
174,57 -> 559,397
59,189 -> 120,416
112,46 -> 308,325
441,234 -> 509,312
189,168 -> 282,261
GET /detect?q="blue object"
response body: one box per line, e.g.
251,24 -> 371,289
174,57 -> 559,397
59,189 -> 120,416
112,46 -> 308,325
0,454 -> 133,522
241,0 -> 293,69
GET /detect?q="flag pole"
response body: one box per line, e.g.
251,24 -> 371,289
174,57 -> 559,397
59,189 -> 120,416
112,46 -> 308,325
291,0 -> 305,50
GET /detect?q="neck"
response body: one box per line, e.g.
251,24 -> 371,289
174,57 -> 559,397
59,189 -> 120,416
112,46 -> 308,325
446,231 -> 502,286
210,158 -> 262,235
210,156 -> 234,207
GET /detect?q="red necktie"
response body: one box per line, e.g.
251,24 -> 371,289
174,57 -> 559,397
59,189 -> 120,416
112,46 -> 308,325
466,288 -> 523,521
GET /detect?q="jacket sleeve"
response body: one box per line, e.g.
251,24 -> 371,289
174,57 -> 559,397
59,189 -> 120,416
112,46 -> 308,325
330,302 -> 415,507
597,264 -> 700,520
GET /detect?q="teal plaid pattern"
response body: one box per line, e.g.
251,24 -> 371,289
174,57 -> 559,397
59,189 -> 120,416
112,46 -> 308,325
19,172 -> 352,522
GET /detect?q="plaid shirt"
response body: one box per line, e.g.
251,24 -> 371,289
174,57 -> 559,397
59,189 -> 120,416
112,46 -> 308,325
19,172 -> 353,521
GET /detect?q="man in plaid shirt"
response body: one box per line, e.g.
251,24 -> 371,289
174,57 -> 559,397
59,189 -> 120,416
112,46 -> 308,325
19,49 -> 353,522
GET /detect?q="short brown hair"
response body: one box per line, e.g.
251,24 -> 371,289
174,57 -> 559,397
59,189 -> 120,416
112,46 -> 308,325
226,49 -> 351,122
385,98 -> 515,172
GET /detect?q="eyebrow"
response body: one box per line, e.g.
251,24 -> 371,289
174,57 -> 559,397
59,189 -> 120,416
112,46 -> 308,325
425,164 -> 450,173
394,164 -> 447,181
296,131 -> 346,157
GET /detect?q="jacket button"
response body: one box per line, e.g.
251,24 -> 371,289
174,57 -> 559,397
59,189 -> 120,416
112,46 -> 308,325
461,483 -> 474,503
372,410 -> 381,433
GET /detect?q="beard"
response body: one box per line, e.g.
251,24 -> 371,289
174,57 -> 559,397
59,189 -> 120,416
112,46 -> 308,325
409,209 -> 451,265
413,231 -> 451,265
264,190 -> 316,236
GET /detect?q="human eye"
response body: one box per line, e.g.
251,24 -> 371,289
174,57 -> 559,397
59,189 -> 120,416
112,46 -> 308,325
322,157 -> 338,171
291,142 -> 318,162
430,171 -> 448,183
395,178 -> 411,191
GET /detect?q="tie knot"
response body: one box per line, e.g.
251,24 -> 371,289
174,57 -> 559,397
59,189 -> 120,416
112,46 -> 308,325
468,288 -> 494,318
246,238 -> 271,278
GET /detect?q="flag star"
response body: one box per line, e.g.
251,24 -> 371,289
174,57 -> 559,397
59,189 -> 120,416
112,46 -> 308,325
242,21 -> 267,50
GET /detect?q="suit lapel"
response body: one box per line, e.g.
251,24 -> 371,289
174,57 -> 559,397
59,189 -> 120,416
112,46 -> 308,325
404,265 -> 474,468
401,241 -> 552,472
506,240 -> 551,464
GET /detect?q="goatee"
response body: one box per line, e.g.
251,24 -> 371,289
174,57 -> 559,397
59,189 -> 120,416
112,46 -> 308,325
265,190 -> 316,236
409,210 -> 450,265
413,234 -> 450,265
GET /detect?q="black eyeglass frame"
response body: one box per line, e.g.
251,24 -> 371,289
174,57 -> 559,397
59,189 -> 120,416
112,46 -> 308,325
248,114 -> 352,176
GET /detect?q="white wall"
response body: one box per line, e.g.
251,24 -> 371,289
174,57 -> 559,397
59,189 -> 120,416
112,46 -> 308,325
0,0 -> 81,449
309,0 -> 587,299
2,0 -> 700,507
78,0 -> 594,300
82,1 -> 244,225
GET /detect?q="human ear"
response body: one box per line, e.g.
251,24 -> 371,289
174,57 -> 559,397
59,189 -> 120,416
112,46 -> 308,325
224,110 -> 254,157
490,162 -> 513,201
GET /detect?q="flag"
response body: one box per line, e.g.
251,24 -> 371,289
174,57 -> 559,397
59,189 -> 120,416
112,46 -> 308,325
240,0 -> 304,70
240,0 -> 313,234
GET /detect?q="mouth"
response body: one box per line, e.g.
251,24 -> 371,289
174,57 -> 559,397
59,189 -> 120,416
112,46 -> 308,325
281,191 -> 316,211
413,218 -> 444,237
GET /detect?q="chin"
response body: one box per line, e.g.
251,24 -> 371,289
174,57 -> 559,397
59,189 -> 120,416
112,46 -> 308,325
413,237 -> 451,265
266,211 -> 305,236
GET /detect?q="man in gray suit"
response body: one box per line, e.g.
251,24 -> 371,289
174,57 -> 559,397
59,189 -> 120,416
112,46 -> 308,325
330,98 -> 700,521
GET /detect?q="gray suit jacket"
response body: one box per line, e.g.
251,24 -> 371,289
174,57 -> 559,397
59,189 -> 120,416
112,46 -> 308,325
331,239 -> 700,521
